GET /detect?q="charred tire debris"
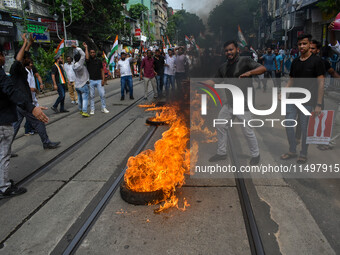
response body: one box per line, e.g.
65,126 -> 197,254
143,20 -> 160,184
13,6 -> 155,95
120,181 -> 165,205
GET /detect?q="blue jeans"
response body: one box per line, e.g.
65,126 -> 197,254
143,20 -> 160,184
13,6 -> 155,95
285,104 -> 313,157
89,80 -> 106,111
76,84 -> 89,113
53,83 -> 66,111
163,74 -> 175,94
121,76 -> 133,98
155,74 -> 164,96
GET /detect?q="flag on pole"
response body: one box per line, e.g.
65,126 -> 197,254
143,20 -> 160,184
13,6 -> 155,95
191,36 -> 200,51
108,35 -> 119,64
55,39 -> 65,55
166,35 -> 172,48
238,25 -> 247,48
185,35 -> 191,45
103,51 -> 108,64
161,36 -> 166,50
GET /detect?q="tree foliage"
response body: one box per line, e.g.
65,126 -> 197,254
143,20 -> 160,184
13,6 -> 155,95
316,0 -> 340,16
207,0 -> 258,45
48,0 -> 128,44
166,10 -> 205,45
129,3 -> 149,20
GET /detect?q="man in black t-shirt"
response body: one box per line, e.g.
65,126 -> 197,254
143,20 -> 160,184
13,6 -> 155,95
154,49 -> 165,97
10,33 -> 60,150
310,40 -> 340,80
281,34 -> 325,164
1,43 -> 50,198
85,44 -> 108,115
209,40 -> 266,165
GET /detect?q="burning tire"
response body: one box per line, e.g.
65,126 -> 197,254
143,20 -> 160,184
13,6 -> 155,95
120,181 -> 165,205
146,117 -> 168,126
155,101 -> 166,107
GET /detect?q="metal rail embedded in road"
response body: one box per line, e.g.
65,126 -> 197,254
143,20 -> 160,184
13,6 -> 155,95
61,126 -> 158,255
227,129 -> 265,255
17,92 -> 152,187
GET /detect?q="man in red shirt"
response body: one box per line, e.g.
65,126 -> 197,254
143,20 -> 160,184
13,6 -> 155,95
141,50 -> 157,100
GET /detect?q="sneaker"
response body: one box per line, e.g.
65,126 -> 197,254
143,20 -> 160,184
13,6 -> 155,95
43,141 -> 61,149
90,110 -> 95,115
29,131 -> 35,135
209,154 -> 227,162
249,155 -> 260,165
101,108 -> 109,113
79,111 -> 83,115
121,96 -> 125,101
51,106 -> 59,113
60,109 -> 70,113
0,180 -> 27,199
71,101 -> 75,104
82,112 -> 90,117
130,96 -> 135,100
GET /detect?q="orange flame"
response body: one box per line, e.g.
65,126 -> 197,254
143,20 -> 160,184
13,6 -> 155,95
124,101 -> 198,213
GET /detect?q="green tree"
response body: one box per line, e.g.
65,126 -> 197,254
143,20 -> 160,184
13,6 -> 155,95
166,10 -> 205,45
48,0 -> 128,44
317,0 -> 340,16
207,0 -> 258,45
129,3 -> 149,20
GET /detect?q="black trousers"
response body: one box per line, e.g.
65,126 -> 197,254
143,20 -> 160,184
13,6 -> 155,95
13,106 -> 50,145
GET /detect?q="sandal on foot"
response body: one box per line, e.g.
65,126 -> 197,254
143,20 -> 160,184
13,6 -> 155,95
297,157 -> 307,164
280,153 -> 297,160
317,145 -> 333,151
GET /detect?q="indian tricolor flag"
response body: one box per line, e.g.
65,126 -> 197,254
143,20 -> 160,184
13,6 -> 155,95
55,39 -> 65,55
166,35 -> 172,48
238,25 -> 247,48
103,51 -> 108,64
108,35 -> 118,64
185,35 -> 191,45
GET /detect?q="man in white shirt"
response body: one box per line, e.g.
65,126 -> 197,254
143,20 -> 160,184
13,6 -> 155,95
117,52 -> 135,100
163,48 -> 176,96
25,60 -> 38,106
329,21 -> 340,55
72,44 -> 90,117
64,56 -> 78,104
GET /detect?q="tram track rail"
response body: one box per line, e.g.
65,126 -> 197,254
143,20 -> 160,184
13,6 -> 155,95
0,92 -> 154,247
227,129 -> 265,255
16,90 -> 152,187
52,125 -> 158,255
14,79 -> 144,140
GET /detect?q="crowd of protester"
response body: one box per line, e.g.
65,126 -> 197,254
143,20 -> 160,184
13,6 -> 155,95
1,19 -> 340,198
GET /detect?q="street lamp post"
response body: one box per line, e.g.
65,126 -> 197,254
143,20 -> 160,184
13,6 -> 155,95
53,0 -> 73,41
281,2 -> 299,50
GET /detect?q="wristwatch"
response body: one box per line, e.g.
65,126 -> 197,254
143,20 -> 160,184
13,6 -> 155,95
316,103 -> 322,107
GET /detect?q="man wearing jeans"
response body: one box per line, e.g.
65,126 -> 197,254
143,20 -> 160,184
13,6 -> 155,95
85,44 -> 109,115
51,55 -> 69,113
280,34 -> 325,164
164,48 -> 176,97
260,47 -> 276,92
154,49 -> 165,97
117,52 -> 134,100
141,50 -> 157,100
73,44 -> 90,117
